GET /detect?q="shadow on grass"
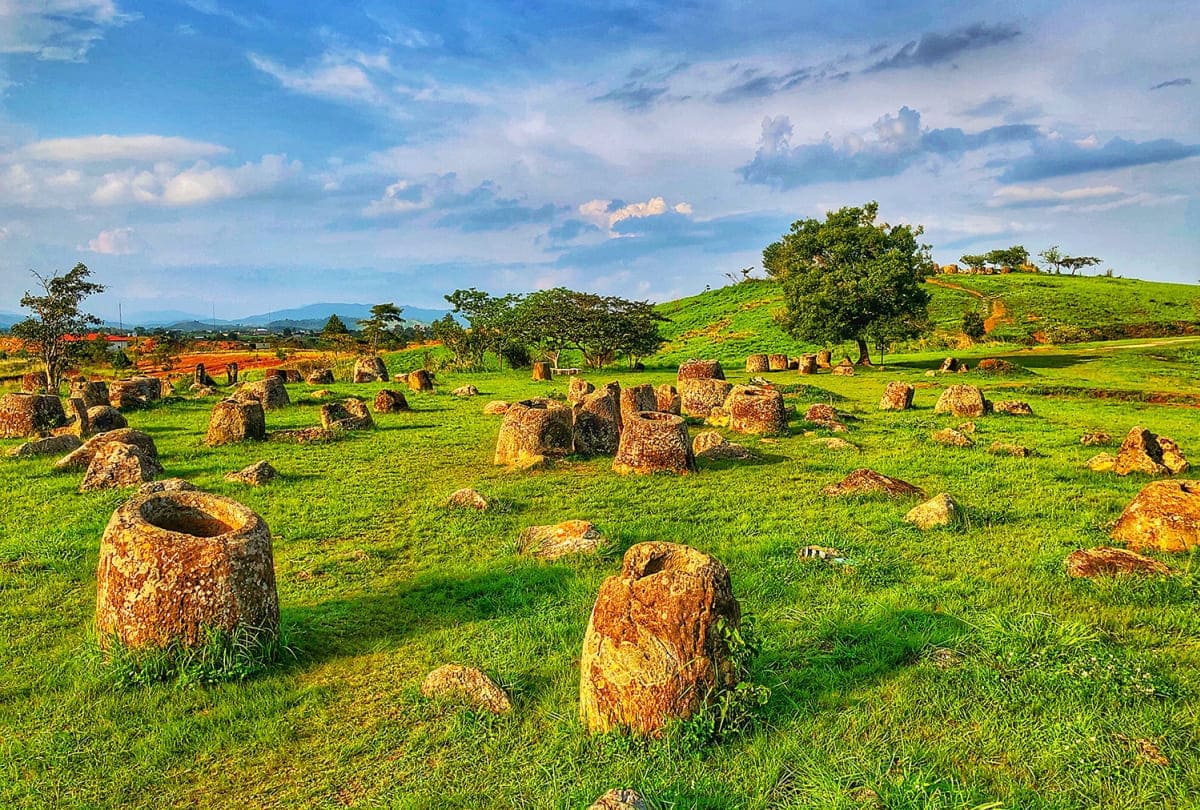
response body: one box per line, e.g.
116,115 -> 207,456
279,564 -> 575,669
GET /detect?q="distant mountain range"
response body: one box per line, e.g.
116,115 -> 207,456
101,302 -> 452,331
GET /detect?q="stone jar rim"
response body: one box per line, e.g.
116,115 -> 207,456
123,490 -> 265,544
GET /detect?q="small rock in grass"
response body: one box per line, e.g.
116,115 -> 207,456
420,664 -> 510,714
589,789 -> 648,810
905,493 -> 961,529
692,431 -> 753,461
518,520 -> 606,560
993,400 -> 1033,416
452,384 -> 479,397
823,469 -> 925,498
1065,546 -> 1169,578
988,442 -> 1033,457
137,478 -> 198,495
814,437 -> 858,451
224,460 -> 278,486
1080,431 -> 1111,446
957,422 -> 977,434
1087,452 -> 1117,472
932,428 -> 973,448
446,488 -> 489,510
8,434 -> 81,458
483,400 -> 510,415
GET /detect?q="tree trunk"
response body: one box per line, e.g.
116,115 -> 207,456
855,338 -> 872,366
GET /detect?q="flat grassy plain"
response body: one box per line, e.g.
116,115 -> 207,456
2,340 -> 1200,808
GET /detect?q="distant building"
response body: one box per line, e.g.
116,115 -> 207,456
64,333 -> 133,352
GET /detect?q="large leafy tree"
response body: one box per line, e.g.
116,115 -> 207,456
444,288 -> 523,370
12,263 -> 105,391
763,202 -> 930,365
357,303 -> 406,353
516,288 -> 666,369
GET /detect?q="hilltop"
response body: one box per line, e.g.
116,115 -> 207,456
652,274 -> 1200,365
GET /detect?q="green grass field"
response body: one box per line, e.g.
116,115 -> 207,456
2,338 -> 1199,808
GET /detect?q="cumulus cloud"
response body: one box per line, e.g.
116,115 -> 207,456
82,226 -> 140,254
989,185 -> 1123,208
17,134 -> 229,163
363,174 -> 561,232
0,0 -> 136,62
999,136 -> 1200,182
579,196 -> 694,233
89,154 -> 300,206
867,22 -> 1021,72
739,107 -> 1039,189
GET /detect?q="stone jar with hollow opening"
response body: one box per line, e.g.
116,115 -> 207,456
725,385 -> 788,436
494,398 -> 573,465
612,411 -> 694,475
95,490 -> 279,650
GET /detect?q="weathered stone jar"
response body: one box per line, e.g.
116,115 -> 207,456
579,542 -> 741,736
494,398 -> 574,466
612,411 -> 694,475
0,392 -> 67,438
725,385 -> 788,436
353,355 -> 388,383
95,490 -> 279,649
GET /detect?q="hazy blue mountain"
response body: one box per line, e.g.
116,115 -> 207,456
84,303 -> 453,330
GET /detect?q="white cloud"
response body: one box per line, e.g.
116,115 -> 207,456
578,196 -> 693,234
17,134 -> 229,163
249,52 -> 381,106
82,226 -> 140,254
364,180 -> 430,216
91,154 -> 301,206
0,0 -> 136,62
989,184 -> 1123,206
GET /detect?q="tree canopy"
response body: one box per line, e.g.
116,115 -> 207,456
762,202 -> 930,364
516,288 -> 665,369
357,303 -> 405,353
12,263 -> 105,391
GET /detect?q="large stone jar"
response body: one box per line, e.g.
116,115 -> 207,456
494,398 -> 574,466
612,411 -> 694,475
579,542 -> 741,736
725,385 -> 788,436
95,490 -> 279,649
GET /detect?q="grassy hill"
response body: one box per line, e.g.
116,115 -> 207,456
653,275 -> 1200,365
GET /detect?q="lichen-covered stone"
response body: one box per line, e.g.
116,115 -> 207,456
619,383 -> 658,425
804,403 -> 848,432
71,379 -> 110,408
21,371 -> 48,393
1081,432 -> 1112,446
320,398 -> 374,430
823,469 -> 925,498
831,364 -> 855,377
56,428 -> 159,471
531,361 -> 552,381
80,442 -> 164,492
482,400 -> 510,416
1158,437 -> 1190,474
446,488 -> 489,510
452,384 -> 479,397
8,433 -> 82,458
934,385 -> 990,417
137,478 -> 198,495
573,390 -> 621,456
589,790 -> 648,810
494,398 -> 573,466
725,385 -> 788,436
579,542 -> 740,736
353,356 -> 388,383
745,354 -> 769,373
519,520 -> 606,559
236,377 -> 290,410
1111,480 -> 1200,554
0,393 -> 68,438
692,431 -> 753,461
994,400 -> 1033,416
654,384 -> 681,415
420,664 -> 511,714
1113,427 -> 1173,476
816,350 -> 832,368
932,428 -> 974,448
205,399 -> 267,446
797,354 -> 818,375
568,378 -> 595,404
109,377 -> 162,409
988,442 -> 1032,457
62,397 -> 89,437
680,378 -> 732,418
613,412 -> 694,475
269,427 -> 338,444
224,460 -> 278,486
95,490 -> 279,649
767,353 -> 789,371
1065,546 -> 1169,578
1087,452 -> 1117,472
905,493 -> 961,529
879,382 -> 914,411
407,369 -> 434,392
306,368 -> 335,385
373,389 -> 410,413
677,359 -> 725,383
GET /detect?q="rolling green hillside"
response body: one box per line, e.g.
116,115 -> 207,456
653,274 -> 1200,365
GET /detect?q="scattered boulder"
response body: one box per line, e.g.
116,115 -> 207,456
71,379 -> 110,408
745,354 -> 769,373
568,378 -> 595,404
306,368 -> 334,385
1111,480 -> 1200,553
353,356 -> 388,383
1081,432 -> 1112,447
452,384 -> 479,397
0,393 -> 68,438
407,369 -> 434,393
831,364 -> 855,377
798,353 -> 818,375
56,428 -> 158,471
519,520 -> 606,560
21,371 -> 48,393
224,460 -> 278,486
613,412 -> 694,475
80,442 -> 163,492
939,357 -> 960,373
655,384 -> 681,415
95,490 -> 278,649
446,488 -> 489,510
573,390 -> 622,456
320,398 -> 374,431
724,385 -> 788,436
579,542 -> 741,736
994,400 -> 1034,416
373,389 -> 410,413
62,397 -> 89,437
1159,437 -> 1190,474
482,400 -> 510,416
236,377 -> 290,410
1113,427 -> 1181,476
7,433 -> 82,458
905,493 -> 962,529
679,378 -> 732,418
420,664 -> 511,714
934,385 -> 990,417
1065,546 -> 1169,578
988,441 -> 1032,457
932,428 -> 973,448
205,399 -> 267,446
619,383 -> 658,424
589,790 -> 648,810
823,469 -> 925,498
804,403 -> 848,432
677,359 -> 725,383
494,398 -> 574,467
191,386 -> 218,398
270,427 -> 338,444
767,353 -> 789,371
1087,453 -> 1117,472
703,406 -> 729,428
879,382 -> 914,411
815,349 -> 832,368
692,431 -> 754,461
532,361 -> 553,381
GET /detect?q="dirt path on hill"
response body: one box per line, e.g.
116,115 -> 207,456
926,278 -> 1008,333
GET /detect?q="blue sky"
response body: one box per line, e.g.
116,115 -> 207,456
1,0 -> 1197,319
